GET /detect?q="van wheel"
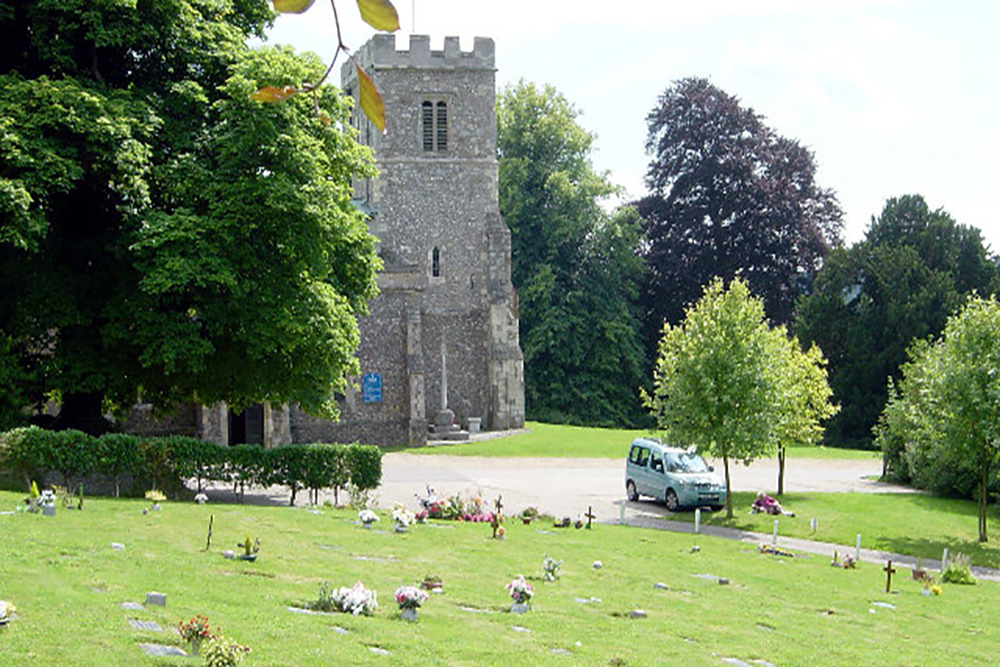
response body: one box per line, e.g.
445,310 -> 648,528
665,489 -> 679,512
626,480 -> 638,502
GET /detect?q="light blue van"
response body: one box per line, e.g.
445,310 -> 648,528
625,438 -> 726,511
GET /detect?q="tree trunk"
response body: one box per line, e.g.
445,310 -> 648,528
724,455 -> 733,519
777,445 -> 786,496
979,465 -> 989,543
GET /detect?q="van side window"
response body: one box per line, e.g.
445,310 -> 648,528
636,447 -> 650,467
629,446 -> 640,464
650,453 -> 664,473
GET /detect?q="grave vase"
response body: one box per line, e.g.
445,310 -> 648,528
42,504 -> 56,517
400,607 -> 418,622
510,602 -> 530,614
188,638 -> 202,655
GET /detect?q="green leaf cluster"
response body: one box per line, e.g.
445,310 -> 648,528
644,278 -> 836,516
797,195 -> 999,449
876,295 -> 1000,542
0,1 -> 380,429
0,426 -> 382,502
497,80 -> 647,427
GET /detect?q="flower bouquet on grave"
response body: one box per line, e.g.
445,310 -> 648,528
391,503 -> 414,532
420,574 -> 443,591
921,575 -> 942,596
395,586 -> 429,621
358,509 -> 379,527
39,488 -> 57,516
0,600 -> 15,626
331,581 -> 378,616
177,614 -> 216,654
506,575 -> 533,612
238,535 -> 260,561
144,489 -> 165,512
831,551 -> 856,569
542,555 -> 562,582
203,636 -> 251,666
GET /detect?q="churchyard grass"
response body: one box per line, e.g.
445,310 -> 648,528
1,490 -> 997,665
407,422 -> 879,460
670,491 -> 1000,569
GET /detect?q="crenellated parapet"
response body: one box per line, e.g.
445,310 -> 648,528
343,34 -> 494,80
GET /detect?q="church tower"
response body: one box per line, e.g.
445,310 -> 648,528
291,35 -> 524,446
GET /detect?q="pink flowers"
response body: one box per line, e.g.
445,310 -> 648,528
394,586 -> 429,610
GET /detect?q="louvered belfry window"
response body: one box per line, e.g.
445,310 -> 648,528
422,99 -> 448,152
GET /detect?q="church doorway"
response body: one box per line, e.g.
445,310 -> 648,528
228,404 -> 264,445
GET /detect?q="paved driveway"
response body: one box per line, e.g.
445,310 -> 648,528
378,452 -> 907,522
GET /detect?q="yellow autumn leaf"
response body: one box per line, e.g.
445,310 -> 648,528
356,0 -> 400,32
356,65 -> 386,132
272,0 -> 316,13
251,86 -> 299,103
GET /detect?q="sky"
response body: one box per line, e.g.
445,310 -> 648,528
266,1 -> 1000,250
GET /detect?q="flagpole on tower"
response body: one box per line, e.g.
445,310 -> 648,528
412,0 -> 415,33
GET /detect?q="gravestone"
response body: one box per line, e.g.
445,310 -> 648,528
138,644 -> 187,657
144,592 -> 166,607
119,602 -> 144,611
128,619 -> 162,632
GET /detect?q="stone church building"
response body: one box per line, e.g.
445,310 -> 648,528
127,35 -> 524,447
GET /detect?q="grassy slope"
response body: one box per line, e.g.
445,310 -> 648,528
666,491 -> 1000,570
0,491 -> 997,665
403,422 -> 879,460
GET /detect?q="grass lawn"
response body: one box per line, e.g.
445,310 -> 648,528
0,490 -> 997,665
665,491 -> 1000,570
402,422 -> 880,460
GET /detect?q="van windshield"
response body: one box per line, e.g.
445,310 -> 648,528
676,452 -> 710,473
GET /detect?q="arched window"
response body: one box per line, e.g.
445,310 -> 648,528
422,99 -> 448,152
432,246 -> 441,277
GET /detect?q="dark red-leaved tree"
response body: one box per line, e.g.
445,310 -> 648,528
638,77 -> 842,340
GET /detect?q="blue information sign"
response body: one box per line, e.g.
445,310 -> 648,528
361,373 -> 382,403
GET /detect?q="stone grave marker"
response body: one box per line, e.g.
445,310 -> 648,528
145,592 -> 166,607
128,619 -> 163,632
138,643 -> 187,657
119,602 -> 144,611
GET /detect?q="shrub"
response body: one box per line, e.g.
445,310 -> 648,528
95,433 -> 143,497
346,443 -> 382,491
942,552 -> 977,585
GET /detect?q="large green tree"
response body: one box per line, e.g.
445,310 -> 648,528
876,296 -> 1000,542
638,77 -> 842,339
0,1 -> 380,432
643,278 -> 835,517
497,80 -> 647,427
796,195 -> 999,449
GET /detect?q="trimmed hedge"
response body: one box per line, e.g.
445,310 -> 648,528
0,427 -> 382,505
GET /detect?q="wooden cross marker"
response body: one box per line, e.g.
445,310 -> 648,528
205,515 -> 214,551
883,560 -> 897,593
585,506 -> 596,529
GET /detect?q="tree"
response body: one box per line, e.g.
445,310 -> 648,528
772,334 -> 838,495
796,195 -> 999,449
498,80 -> 647,426
0,2 -> 380,432
875,296 -> 1000,542
642,278 -> 835,517
638,77 -> 842,339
